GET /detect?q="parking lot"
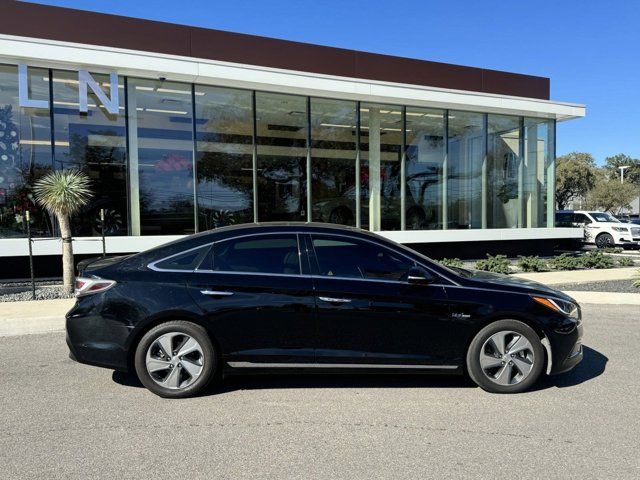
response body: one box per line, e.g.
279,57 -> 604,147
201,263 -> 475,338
0,304 -> 638,479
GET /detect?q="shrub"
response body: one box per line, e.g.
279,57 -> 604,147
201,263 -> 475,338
602,247 -> 623,254
617,256 -> 635,267
517,255 -> 548,272
581,251 -> 615,269
548,253 -> 583,271
475,254 -> 511,274
634,269 -> 640,288
439,258 -> 464,268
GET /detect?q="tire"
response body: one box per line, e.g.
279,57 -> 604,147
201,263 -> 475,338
595,233 -> 614,249
134,321 -> 217,398
466,320 -> 544,394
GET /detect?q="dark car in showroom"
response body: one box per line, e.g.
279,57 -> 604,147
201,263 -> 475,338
67,223 -> 583,398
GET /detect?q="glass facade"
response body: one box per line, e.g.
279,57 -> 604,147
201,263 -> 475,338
0,65 -> 53,238
0,63 -> 556,239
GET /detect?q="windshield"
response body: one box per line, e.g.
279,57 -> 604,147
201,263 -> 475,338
589,212 -> 620,223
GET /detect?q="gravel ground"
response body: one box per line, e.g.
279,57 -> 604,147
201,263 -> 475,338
556,279 -> 639,293
0,285 -> 72,302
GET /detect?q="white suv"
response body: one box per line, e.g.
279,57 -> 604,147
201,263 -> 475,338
556,210 -> 640,249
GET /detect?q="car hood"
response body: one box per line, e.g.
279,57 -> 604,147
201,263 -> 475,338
461,269 -> 575,302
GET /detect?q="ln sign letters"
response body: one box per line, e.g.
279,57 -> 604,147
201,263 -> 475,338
18,64 -> 119,115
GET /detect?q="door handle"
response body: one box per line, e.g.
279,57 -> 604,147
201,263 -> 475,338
200,290 -> 234,296
319,296 -> 351,304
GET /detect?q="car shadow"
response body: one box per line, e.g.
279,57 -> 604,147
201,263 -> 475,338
111,345 -> 607,395
533,345 -> 608,391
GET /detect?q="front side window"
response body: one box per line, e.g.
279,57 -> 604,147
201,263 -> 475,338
573,213 -> 591,224
211,234 -> 300,275
312,235 -> 414,281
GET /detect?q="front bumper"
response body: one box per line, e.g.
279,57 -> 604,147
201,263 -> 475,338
549,322 -> 584,374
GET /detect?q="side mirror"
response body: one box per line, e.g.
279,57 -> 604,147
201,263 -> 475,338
407,266 -> 436,285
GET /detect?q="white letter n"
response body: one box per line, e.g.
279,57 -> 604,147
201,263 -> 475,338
78,70 -> 119,115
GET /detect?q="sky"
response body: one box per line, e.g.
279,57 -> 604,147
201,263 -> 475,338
27,0 -> 640,165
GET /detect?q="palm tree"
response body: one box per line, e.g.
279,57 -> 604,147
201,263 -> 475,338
34,170 -> 92,293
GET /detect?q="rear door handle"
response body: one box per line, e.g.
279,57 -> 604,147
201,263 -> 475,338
200,290 -> 234,296
319,296 -> 351,304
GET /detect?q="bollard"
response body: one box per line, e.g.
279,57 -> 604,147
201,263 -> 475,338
100,208 -> 106,257
26,210 -> 36,300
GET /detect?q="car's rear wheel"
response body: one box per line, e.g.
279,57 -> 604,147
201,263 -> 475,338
134,321 -> 217,398
595,233 -> 614,249
466,320 -> 544,393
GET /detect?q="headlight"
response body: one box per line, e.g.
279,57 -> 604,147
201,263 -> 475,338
612,226 -> 629,232
532,296 -> 580,320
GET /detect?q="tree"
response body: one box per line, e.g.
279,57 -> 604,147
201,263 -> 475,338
603,153 -> 640,185
34,170 -> 92,293
555,152 -> 597,209
585,173 -> 637,213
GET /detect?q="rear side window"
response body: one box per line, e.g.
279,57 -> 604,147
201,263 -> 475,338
311,235 -> 414,281
210,234 -> 300,275
151,245 -> 211,271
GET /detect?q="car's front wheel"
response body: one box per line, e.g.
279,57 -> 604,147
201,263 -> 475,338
134,321 -> 217,398
466,320 -> 544,393
595,233 -> 615,249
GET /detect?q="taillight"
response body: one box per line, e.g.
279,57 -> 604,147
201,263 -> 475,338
75,277 -> 116,297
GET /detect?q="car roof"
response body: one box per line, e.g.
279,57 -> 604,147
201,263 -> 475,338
196,221 -> 372,236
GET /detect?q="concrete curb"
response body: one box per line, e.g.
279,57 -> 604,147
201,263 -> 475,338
514,267 -> 638,285
562,291 -> 640,306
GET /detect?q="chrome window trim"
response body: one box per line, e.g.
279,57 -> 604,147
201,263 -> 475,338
147,229 -> 460,286
227,361 -> 458,370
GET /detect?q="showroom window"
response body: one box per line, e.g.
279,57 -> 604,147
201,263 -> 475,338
310,98 -> 357,226
255,91 -> 308,222
524,117 -> 554,227
0,64 -> 53,238
447,110 -> 484,229
487,114 -> 522,229
127,78 -> 195,235
359,104 -> 403,231
52,69 -> 128,237
195,85 -> 254,230
405,107 -> 446,230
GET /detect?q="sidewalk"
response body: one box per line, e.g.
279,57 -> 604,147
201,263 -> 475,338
0,298 -> 73,337
1,269 -> 638,337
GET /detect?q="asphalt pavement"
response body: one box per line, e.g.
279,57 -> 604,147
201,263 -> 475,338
1,304 -> 638,479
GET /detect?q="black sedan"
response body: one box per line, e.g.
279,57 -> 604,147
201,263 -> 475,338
67,223 -> 583,398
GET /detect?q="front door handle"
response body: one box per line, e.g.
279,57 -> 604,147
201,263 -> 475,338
200,290 -> 234,296
319,296 -> 351,304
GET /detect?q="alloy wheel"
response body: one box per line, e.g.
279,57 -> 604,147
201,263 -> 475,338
479,330 -> 535,386
145,332 -> 204,390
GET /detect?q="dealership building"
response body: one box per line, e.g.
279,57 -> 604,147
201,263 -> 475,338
0,2 -> 585,277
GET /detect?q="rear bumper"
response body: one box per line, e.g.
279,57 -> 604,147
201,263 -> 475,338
66,299 -> 131,372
